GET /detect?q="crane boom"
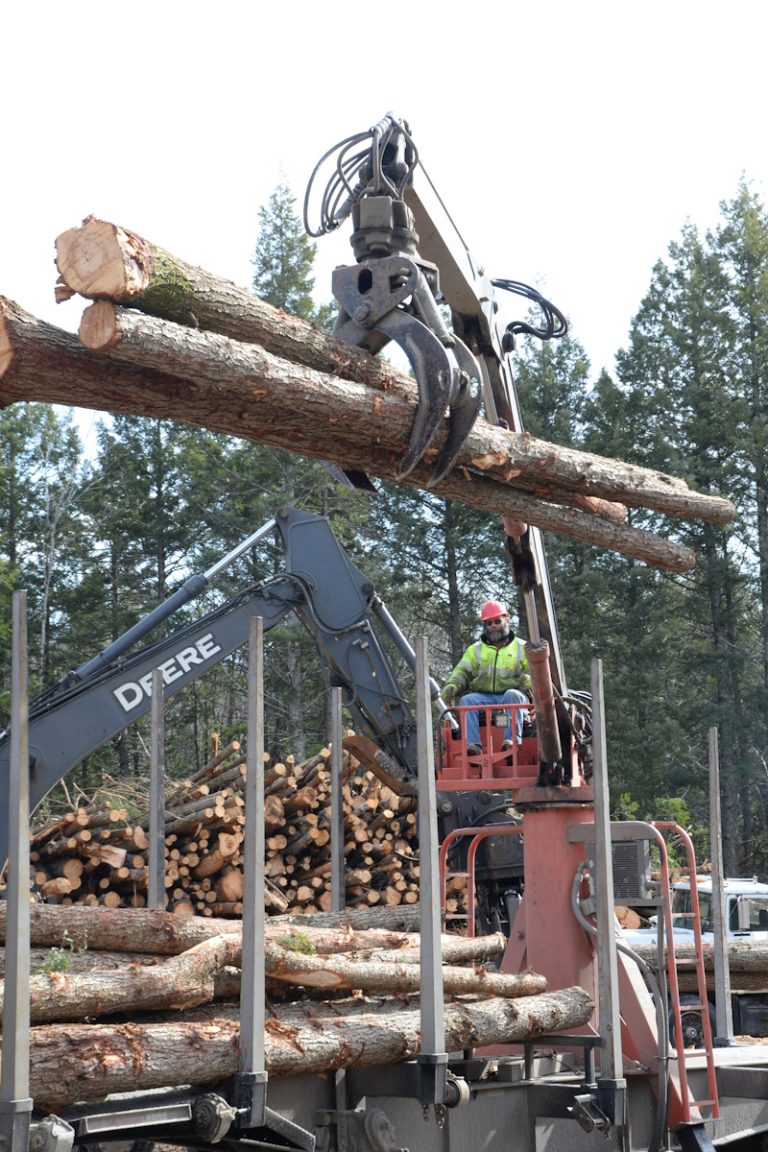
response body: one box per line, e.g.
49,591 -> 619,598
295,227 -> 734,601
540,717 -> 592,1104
404,165 -> 567,692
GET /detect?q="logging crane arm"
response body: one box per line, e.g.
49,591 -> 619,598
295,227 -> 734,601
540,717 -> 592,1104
306,113 -> 585,782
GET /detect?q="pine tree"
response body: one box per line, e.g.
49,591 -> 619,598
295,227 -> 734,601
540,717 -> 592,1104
611,219 -> 762,869
712,181 -> 768,693
708,181 -> 768,870
252,181 -> 327,324
0,404 -> 91,707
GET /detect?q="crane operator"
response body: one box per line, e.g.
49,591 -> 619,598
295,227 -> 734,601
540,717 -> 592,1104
442,601 -> 531,755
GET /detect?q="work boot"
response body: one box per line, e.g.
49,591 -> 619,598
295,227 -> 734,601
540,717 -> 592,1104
501,740 -> 514,751
466,744 -> 482,756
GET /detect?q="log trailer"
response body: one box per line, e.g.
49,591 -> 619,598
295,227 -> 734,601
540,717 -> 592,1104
1,112 -> 768,1151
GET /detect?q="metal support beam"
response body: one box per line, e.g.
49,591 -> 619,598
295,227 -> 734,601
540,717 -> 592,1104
148,667 -> 166,909
590,659 -> 626,1128
0,591 -> 32,1149
709,727 -> 733,1044
415,636 -> 447,1106
236,615 -> 268,1127
330,687 -> 345,913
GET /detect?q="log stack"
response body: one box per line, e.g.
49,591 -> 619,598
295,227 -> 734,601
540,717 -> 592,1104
27,741 -> 468,919
0,903 -> 593,1111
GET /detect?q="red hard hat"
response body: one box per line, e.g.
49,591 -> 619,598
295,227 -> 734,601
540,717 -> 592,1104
480,599 -> 507,621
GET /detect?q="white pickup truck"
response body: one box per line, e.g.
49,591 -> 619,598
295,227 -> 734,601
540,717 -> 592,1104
623,876 -> 768,1039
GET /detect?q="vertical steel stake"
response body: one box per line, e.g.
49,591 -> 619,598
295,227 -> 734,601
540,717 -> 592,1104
0,591 -> 33,1147
330,687 -> 345,913
415,635 -> 447,1105
590,658 -> 626,1127
709,726 -> 733,1043
237,616 -> 268,1126
148,668 -> 166,910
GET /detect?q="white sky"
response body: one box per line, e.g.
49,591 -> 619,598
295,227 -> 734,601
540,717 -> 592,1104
3,0 -> 767,428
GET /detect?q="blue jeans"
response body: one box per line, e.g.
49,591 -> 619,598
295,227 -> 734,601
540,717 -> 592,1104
460,690 -> 529,746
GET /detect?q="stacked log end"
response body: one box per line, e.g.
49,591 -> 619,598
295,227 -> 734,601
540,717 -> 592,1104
25,741 -> 441,920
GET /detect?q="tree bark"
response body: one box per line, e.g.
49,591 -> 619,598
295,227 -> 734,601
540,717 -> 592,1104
77,300 -> 731,526
23,988 -> 593,1110
262,940 -> 543,997
0,903 -> 423,956
0,298 -> 726,572
9,933 -> 242,1022
0,948 -> 161,976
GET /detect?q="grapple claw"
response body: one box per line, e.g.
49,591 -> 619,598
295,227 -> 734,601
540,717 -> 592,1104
425,338 -> 482,487
333,258 -> 481,482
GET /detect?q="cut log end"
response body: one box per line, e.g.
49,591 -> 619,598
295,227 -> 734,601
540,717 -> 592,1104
80,300 -> 122,352
55,217 -> 151,301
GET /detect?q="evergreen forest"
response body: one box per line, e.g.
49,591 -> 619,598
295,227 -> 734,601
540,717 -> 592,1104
2,180 -> 767,878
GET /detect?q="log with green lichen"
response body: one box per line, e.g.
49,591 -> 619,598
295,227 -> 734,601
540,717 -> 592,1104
54,216 -> 733,540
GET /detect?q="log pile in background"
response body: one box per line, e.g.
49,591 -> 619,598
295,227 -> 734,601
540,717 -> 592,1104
625,936 -> 768,994
28,741 -> 472,919
0,903 -> 593,1111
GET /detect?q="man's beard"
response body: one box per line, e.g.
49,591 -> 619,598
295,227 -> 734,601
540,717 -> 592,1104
484,625 -> 509,644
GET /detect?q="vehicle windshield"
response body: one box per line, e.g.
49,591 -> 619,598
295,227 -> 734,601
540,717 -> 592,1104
671,888 -> 768,933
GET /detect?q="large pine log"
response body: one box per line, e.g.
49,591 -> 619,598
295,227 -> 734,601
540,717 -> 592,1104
15,933 -> 242,1022
627,937 -> 768,973
54,220 -> 733,525
46,219 -> 637,554
0,298 -> 716,572
54,228 -> 619,517
78,301 -> 731,527
24,988 -> 593,1110
0,904 -> 421,956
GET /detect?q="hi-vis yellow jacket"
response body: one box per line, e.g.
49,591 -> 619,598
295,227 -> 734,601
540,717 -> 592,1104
444,636 -> 531,697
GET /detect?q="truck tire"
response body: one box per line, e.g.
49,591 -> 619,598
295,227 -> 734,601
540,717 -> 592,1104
670,995 -> 716,1050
